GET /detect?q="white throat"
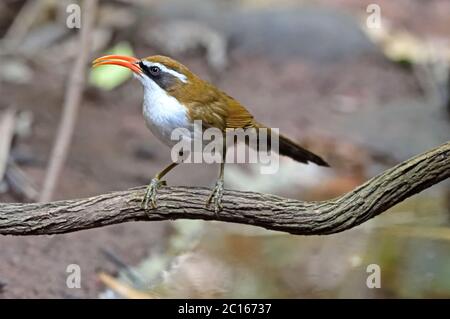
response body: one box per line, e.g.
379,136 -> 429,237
136,74 -> 191,147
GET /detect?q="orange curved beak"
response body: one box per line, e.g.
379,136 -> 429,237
92,55 -> 142,74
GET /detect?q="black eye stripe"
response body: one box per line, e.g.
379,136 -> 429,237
139,62 -> 162,77
137,62 -> 177,90
138,61 -> 147,71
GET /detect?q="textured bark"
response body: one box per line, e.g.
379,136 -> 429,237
0,142 -> 449,236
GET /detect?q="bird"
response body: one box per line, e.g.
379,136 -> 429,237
92,54 -> 329,213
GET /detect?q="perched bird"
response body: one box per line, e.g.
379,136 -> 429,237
92,55 -> 329,213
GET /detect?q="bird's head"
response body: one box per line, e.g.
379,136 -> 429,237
92,55 -> 196,94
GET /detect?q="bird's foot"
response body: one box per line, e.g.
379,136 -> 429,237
140,178 -> 166,210
206,179 -> 224,213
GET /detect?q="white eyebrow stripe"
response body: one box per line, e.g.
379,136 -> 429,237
141,60 -> 188,83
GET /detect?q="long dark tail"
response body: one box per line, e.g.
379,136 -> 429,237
253,122 -> 329,167
278,133 -> 329,166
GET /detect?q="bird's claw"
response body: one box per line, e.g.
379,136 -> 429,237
206,179 -> 224,213
140,178 -> 166,210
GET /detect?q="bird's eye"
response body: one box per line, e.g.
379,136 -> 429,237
150,66 -> 160,76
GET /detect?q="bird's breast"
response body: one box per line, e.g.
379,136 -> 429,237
142,87 -> 195,147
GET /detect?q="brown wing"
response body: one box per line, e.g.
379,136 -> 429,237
187,94 -> 228,131
224,95 -> 254,129
187,84 -> 254,131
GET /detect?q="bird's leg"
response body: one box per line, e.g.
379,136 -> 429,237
206,149 -> 226,213
141,162 -> 178,210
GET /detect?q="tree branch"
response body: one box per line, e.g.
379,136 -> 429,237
39,0 -> 98,202
1,142 -> 449,236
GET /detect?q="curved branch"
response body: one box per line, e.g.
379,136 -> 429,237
0,142 -> 449,236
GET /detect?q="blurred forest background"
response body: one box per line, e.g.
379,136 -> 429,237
0,0 -> 449,298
